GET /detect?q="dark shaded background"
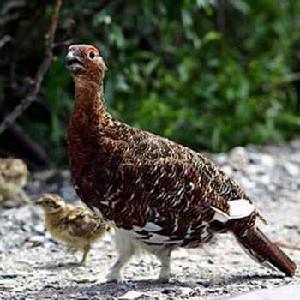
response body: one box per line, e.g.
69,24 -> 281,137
0,0 -> 299,170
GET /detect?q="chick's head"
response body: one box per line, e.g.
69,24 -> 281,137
0,158 -> 27,187
37,194 -> 65,213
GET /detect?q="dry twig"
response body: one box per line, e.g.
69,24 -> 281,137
0,0 -> 63,134
0,35 -> 11,49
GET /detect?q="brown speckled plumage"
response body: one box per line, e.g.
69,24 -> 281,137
65,44 -> 296,281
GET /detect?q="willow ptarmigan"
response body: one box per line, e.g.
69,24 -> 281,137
0,158 -> 29,204
65,44 -> 296,282
37,193 -> 109,264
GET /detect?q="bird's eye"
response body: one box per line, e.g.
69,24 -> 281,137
88,51 -> 95,60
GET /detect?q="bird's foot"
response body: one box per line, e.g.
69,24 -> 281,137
158,265 -> 171,283
157,272 -> 171,283
106,272 -> 125,284
79,259 -> 86,266
157,276 -> 170,284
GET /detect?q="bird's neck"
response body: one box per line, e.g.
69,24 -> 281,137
71,78 -> 110,131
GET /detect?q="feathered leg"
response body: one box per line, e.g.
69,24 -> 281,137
157,249 -> 172,282
107,231 -> 135,283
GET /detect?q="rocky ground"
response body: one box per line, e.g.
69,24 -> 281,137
0,140 -> 299,300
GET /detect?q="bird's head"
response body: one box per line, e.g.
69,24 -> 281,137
36,193 -> 65,213
65,44 -> 107,83
0,158 -> 27,186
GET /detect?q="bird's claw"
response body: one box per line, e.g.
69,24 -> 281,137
106,273 -> 125,285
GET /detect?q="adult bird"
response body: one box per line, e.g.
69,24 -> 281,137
65,44 -> 296,282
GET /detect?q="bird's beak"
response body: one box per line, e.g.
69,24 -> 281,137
64,53 -> 81,68
64,52 -> 85,74
36,196 -> 47,206
36,199 -> 43,206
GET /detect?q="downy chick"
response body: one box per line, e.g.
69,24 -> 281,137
37,193 -> 109,264
0,158 -> 29,204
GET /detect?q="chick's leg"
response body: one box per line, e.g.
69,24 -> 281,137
80,244 -> 91,265
107,230 -> 135,283
157,248 -> 172,282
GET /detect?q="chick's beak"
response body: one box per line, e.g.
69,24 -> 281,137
36,198 -> 43,206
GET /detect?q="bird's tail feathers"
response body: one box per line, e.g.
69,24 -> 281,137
234,227 -> 297,277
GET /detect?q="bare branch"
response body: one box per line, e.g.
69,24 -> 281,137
0,0 -> 63,135
0,35 -> 11,49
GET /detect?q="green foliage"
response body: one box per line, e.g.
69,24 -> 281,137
22,59 -> 72,165
21,0 -> 300,165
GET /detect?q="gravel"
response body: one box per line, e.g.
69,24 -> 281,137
0,140 -> 299,299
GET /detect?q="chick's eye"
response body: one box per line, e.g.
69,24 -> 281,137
88,51 -> 95,60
